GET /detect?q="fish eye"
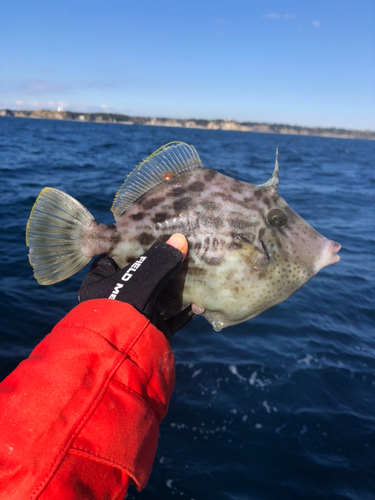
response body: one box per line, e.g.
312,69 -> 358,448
267,208 -> 287,227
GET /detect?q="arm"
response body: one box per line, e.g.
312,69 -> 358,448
0,299 -> 174,499
0,234 -> 192,499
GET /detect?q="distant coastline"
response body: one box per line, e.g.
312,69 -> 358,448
1,108 -> 374,140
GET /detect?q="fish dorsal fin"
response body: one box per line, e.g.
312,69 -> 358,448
259,147 -> 279,190
111,142 -> 203,221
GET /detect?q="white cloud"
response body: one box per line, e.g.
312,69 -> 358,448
85,82 -> 114,89
46,101 -> 68,108
263,13 -> 281,19
263,13 -> 295,20
313,20 -> 320,28
22,81 -> 69,94
15,100 -> 69,110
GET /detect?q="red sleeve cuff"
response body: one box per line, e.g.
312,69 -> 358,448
0,299 -> 175,497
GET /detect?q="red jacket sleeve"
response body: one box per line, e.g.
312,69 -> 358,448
0,299 -> 175,499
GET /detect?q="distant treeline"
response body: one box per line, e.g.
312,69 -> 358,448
1,109 -> 373,140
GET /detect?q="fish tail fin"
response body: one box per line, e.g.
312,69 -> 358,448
26,187 -> 94,285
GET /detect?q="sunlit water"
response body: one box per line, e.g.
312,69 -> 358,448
1,117 -> 374,499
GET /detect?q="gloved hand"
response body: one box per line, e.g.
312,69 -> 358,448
78,234 -> 194,340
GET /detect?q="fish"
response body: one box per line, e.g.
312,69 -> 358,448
26,142 -> 341,331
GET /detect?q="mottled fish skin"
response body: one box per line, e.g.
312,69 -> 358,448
80,167 -> 340,330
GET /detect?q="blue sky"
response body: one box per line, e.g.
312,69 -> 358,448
1,0 -> 374,130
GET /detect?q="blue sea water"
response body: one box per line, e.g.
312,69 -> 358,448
0,116 -> 374,499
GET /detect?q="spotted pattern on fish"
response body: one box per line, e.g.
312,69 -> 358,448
130,212 -> 145,221
142,197 -> 164,210
79,165 -> 340,330
151,212 -> 170,224
204,169 -> 218,182
187,181 -> 205,192
138,232 -> 154,246
172,187 -> 186,197
173,197 -> 194,212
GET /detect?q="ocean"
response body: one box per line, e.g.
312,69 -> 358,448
1,117 -> 374,499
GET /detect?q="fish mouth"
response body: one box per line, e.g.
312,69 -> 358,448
317,239 -> 341,271
326,240 -> 341,265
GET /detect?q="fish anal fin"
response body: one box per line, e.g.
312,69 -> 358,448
111,142 -> 203,221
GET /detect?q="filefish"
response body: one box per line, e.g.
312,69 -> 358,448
26,142 -> 341,330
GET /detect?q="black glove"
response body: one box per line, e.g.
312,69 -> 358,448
78,241 -> 194,340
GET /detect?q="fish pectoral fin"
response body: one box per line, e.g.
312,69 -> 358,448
234,235 -> 266,270
111,142 -> 203,221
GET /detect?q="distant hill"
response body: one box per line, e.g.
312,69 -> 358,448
1,108 -> 373,140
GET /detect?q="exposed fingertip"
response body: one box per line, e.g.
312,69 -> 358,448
166,233 -> 188,260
